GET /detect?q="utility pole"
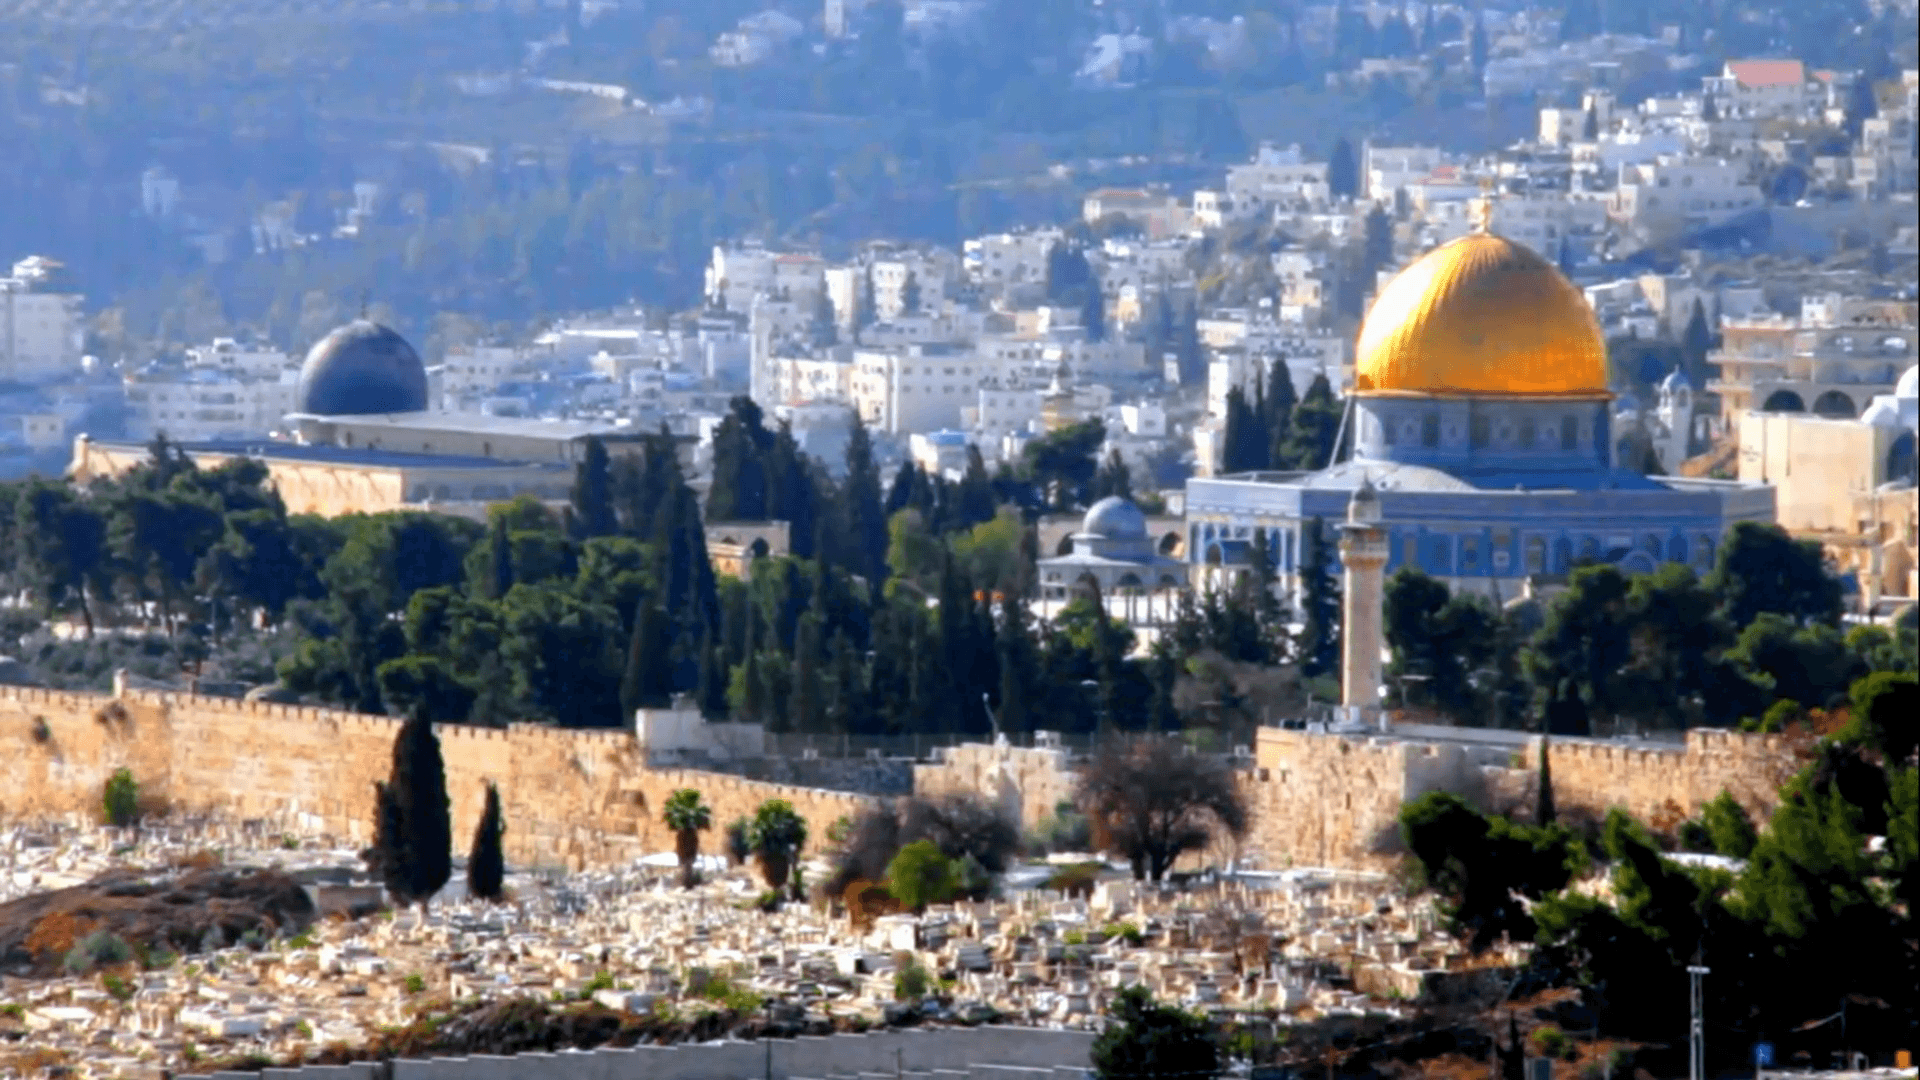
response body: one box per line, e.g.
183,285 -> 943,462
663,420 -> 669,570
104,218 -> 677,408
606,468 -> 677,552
1688,964 -> 1710,1080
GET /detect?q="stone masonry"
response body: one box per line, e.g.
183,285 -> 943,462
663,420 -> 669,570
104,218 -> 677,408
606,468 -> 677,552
0,687 -> 875,872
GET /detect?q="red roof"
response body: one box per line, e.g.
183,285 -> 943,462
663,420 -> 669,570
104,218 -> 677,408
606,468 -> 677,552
1726,59 -> 1805,89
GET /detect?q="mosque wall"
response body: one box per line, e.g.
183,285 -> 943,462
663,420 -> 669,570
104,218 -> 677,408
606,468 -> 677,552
0,687 -> 875,873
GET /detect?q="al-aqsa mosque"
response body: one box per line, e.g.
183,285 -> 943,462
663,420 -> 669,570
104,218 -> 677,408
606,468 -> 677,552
1184,232 -> 1775,598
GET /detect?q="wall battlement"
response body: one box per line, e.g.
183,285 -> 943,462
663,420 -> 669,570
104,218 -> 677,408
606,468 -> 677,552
1,686 -> 872,873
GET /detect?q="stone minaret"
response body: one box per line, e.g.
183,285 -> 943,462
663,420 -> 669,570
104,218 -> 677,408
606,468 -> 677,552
1338,479 -> 1388,723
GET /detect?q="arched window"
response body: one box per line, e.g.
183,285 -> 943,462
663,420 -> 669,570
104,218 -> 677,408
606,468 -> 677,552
1520,417 -> 1538,446
1470,415 -> 1490,449
1421,412 -> 1440,447
1525,536 -> 1546,574
1560,416 -> 1578,450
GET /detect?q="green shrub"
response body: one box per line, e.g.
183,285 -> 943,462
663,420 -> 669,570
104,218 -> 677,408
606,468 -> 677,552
893,955 -> 931,1001
1104,922 -> 1145,946
585,970 -> 614,994
63,931 -> 134,974
102,768 -> 140,827
101,973 -> 135,1002
1043,862 -> 1101,897
404,973 -> 427,995
886,840 -> 959,912
1529,1024 -> 1570,1060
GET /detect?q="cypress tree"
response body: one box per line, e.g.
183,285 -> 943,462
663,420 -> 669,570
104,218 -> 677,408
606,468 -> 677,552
1264,356 -> 1297,469
843,415 -> 890,589
996,595 -> 1036,735
1298,517 -> 1342,679
1327,136 -> 1359,199
467,782 -> 506,902
790,613 -> 825,733
1536,732 -> 1556,826
569,436 -> 617,538
620,598 -> 674,721
1222,386 -> 1252,473
366,714 -> 452,908
1279,372 -> 1341,470
484,514 -> 514,600
695,628 -> 729,719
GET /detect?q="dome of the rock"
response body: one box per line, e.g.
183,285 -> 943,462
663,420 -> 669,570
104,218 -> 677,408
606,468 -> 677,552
1353,233 -> 1608,398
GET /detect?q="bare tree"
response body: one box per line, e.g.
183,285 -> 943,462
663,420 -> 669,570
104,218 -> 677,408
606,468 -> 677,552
1078,736 -> 1247,882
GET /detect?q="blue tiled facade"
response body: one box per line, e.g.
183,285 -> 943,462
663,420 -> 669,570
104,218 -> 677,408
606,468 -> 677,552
1185,395 -> 1775,597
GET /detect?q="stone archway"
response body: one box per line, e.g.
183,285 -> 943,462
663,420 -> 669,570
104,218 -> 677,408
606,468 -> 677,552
1761,389 -> 1806,412
1811,390 -> 1857,418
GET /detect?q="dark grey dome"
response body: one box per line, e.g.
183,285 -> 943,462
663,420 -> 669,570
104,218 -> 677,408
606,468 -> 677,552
295,320 -> 429,415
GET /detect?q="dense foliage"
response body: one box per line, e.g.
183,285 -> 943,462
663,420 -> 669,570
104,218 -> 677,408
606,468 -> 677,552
1091,985 -> 1221,1079
1402,668 -> 1918,1065
1383,523 -> 1912,734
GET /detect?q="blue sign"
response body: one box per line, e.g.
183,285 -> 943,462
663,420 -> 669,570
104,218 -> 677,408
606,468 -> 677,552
1754,1042 -> 1774,1066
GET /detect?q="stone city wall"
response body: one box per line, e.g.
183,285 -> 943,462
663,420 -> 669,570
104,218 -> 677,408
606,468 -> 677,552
913,742 -> 1078,836
0,687 -> 875,872
0,683 -> 1806,874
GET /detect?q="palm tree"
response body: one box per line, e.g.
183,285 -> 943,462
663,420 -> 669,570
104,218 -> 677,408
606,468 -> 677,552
662,788 -> 712,888
748,799 -> 809,900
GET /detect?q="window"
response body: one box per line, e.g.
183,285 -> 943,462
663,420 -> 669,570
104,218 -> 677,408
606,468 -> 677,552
1560,416 -> 1578,450
1470,416 -> 1490,449
1421,412 -> 1440,447
1381,414 -> 1397,444
1525,536 -> 1546,574
1461,536 -> 1480,572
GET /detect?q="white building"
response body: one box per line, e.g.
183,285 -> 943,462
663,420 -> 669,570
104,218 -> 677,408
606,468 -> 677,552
1362,145 -> 1449,203
123,362 -> 299,443
1225,145 -> 1333,212
1701,59 -> 1812,121
438,344 -> 522,406
1,256 -> 85,380
962,229 -> 1064,289
1609,157 -> 1765,236
706,245 -> 827,312
850,343 -> 981,435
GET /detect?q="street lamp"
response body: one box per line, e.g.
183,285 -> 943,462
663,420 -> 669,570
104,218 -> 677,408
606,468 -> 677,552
1687,964 -> 1709,1080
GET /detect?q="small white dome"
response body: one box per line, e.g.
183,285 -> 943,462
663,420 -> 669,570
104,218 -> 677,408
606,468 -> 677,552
1897,364 -> 1918,401
1080,496 -> 1147,540
1861,397 -> 1901,428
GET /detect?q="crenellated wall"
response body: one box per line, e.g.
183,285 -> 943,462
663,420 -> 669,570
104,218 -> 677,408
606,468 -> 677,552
1236,725 -> 1805,870
0,683 -> 1807,874
0,687 -> 875,872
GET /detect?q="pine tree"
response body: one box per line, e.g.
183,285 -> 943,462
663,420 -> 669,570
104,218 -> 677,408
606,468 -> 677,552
1222,385 -> 1254,473
467,782 -> 506,902
365,713 -> 452,908
1298,517 -> 1341,679
569,437 -> 617,538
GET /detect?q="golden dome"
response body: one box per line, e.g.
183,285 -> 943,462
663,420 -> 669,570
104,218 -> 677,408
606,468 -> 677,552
1353,232 -> 1608,398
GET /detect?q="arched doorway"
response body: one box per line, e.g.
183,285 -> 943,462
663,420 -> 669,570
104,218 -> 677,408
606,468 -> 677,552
1158,532 -> 1184,558
1761,389 -> 1806,412
1887,431 -> 1916,483
1056,534 -> 1075,556
1812,390 -> 1857,418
